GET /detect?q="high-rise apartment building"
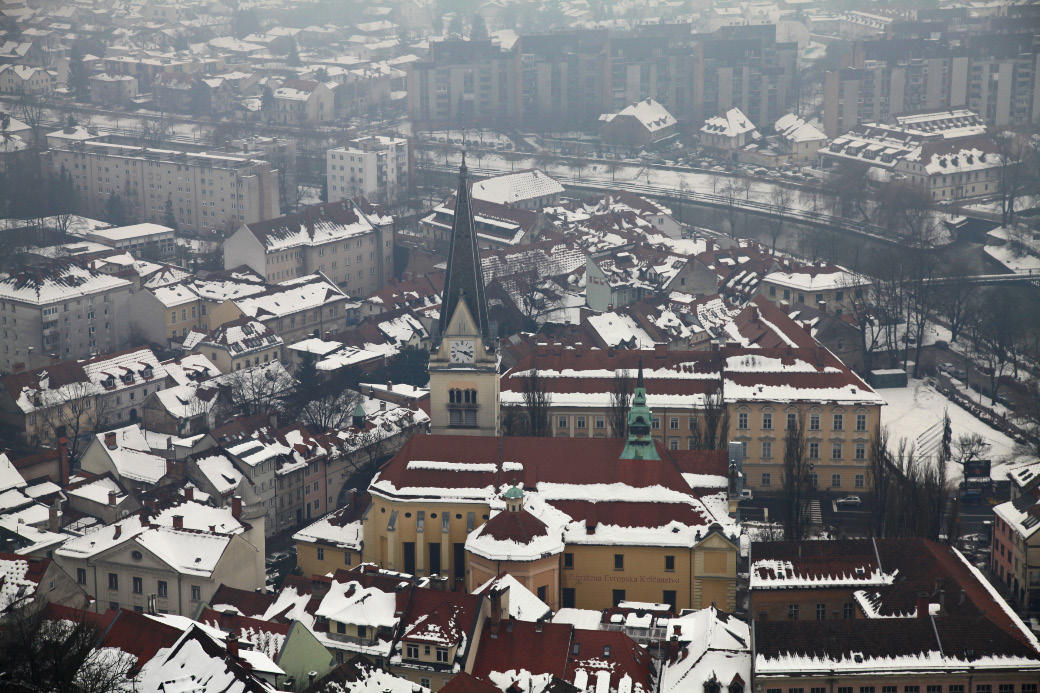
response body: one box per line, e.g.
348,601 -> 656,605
45,142 -> 280,234
327,136 -> 412,203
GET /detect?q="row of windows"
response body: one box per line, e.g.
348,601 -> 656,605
563,552 -> 676,572
785,602 -> 857,620
737,412 -> 868,432
760,472 -> 865,488
79,569 -> 200,601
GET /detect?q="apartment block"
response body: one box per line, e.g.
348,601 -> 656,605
45,141 -> 279,234
407,39 -> 520,129
327,135 -> 412,202
0,259 -> 133,372
222,199 -> 394,295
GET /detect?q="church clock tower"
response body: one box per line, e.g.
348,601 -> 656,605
428,154 -> 500,436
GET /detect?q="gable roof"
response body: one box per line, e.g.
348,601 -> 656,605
245,200 -> 378,253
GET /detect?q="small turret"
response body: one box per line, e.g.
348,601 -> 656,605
503,485 -> 524,512
620,357 -> 660,460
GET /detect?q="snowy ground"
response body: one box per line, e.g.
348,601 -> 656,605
984,245 -> 1040,273
881,378 -> 1032,482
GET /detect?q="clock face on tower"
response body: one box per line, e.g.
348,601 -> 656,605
449,339 -> 475,363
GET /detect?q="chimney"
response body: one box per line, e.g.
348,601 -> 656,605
172,515 -> 183,529
607,346 -> 616,358
184,487 -> 194,501
575,342 -> 583,357
227,632 -> 239,657
108,491 -> 118,506
802,322 -> 812,336
654,343 -> 667,359
536,342 -> 549,358
380,401 -> 386,412
817,301 -> 826,313
57,437 -> 70,486
231,496 -> 242,519
48,499 -> 62,532
489,587 -> 504,633
668,635 -> 679,664
113,525 -> 122,539
105,432 -> 117,450
917,595 -> 930,619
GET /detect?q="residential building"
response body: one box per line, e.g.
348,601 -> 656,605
45,141 -> 279,234
267,79 -> 335,125
700,107 -> 760,155
88,73 -> 138,106
518,31 -> 612,131
406,39 -> 519,129
0,64 -> 57,94
773,113 -> 828,163
293,495 -> 368,577
128,282 -> 209,346
79,347 -> 168,426
78,425 -> 172,491
154,73 -> 231,117
100,54 -> 226,91
206,274 -> 354,347
327,136 -> 411,203
54,502 -> 264,616
183,317 -> 283,374
599,98 -> 678,148
585,245 -> 697,312
222,200 -> 394,294
0,259 -> 133,371
751,538 -> 1040,687
992,459 -> 1040,611
0,552 -> 90,614
469,169 -> 564,211
758,262 -> 868,315
419,195 -> 552,252
0,360 -> 98,452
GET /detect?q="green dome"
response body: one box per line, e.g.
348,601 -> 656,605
503,486 -> 524,499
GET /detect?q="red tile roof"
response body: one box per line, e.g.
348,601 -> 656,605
98,609 -> 182,669
480,508 -> 550,544
565,629 -> 655,692
399,588 -> 483,651
208,584 -> 277,618
471,620 -> 572,682
442,672 -> 503,693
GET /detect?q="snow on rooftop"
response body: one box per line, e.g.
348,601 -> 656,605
701,107 -> 757,138
471,170 -> 564,206
316,579 -> 398,629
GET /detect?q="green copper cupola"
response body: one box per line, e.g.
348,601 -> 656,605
620,357 -> 660,460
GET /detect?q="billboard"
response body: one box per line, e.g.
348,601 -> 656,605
964,458 -> 991,480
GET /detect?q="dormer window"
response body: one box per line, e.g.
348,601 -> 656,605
405,643 -> 419,659
121,372 -> 134,384
141,366 -> 153,379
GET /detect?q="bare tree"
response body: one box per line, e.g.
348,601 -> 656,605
220,363 -> 296,419
867,424 -> 892,538
522,368 -> 552,437
740,172 -> 754,200
534,151 -> 557,176
606,158 -> 623,182
301,388 -> 363,431
609,369 -> 632,437
781,413 -> 812,542
700,385 -> 729,450
935,255 -> 974,343
17,90 -> 47,146
767,185 -> 793,254
0,601 -> 134,692
33,382 -> 101,458
994,131 -> 1025,226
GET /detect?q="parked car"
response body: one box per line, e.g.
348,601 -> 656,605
740,488 -> 754,501
951,369 -> 968,380
835,495 -> 862,508
959,489 -> 983,505
939,362 -> 954,374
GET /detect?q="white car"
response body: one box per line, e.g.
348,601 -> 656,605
835,495 -> 862,508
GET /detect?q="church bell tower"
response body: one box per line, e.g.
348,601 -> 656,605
428,154 -> 500,436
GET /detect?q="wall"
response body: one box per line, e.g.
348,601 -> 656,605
560,544 -> 694,611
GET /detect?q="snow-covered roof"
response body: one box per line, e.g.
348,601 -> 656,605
474,574 -> 552,622
701,108 -> 757,138
660,608 -> 751,693
315,579 -> 398,629
470,170 -> 564,207
0,260 -> 131,305
603,98 -> 677,133
89,425 -> 168,485
292,507 -> 363,550
87,222 -> 172,242
774,113 -> 826,143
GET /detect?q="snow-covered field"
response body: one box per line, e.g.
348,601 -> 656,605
881,378 -> 1032,481
984,245 -> 1040,273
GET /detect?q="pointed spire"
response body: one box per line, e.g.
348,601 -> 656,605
620,354 -> 659,461
439,158 -> 491,345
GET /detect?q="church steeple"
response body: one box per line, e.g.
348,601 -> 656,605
439,152 -> 491,346
620,357 -> 660,460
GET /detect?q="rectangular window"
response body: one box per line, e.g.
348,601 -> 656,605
576,416 -> 586,429
108,573 -> 118,590
855,443 -> 866,460
787,412 -> 797,430
762,441 -> 773,458
564,553 -> 574,569
651,417 -> 660,429
762,412 -> 772,429
928,687 -> 943,693
761,473 -> 771,486
839,689 -> 852,693
832,443 -> 843,460
905,688 -> 920,693
787,604 -> 798,620
816,603 -> 826,620
158,581 -> 168,598
844,602 -> 855,619
856,413 -> 867,431
612,589 -> 626,606
317,548 -> 324,560
997,687 -> 1013,693
133,577 -> 143,594
614,554 -> 624,571
558,416 -> 567,429
810,413 -> 820,430
665,555 -> 675,571
669,417 -> 679,429
809,442 -> 820,459
832,474 -> 842,488
436,648 -> 449,663
738,412 -> 749,429
191,585 -> 201,601
76,568 -> 86,584
406,644 -> 419,659
855,474 -> 865,488
975,687 -> 991,693
833,414 -> 843,431
595,416 -> 605,429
